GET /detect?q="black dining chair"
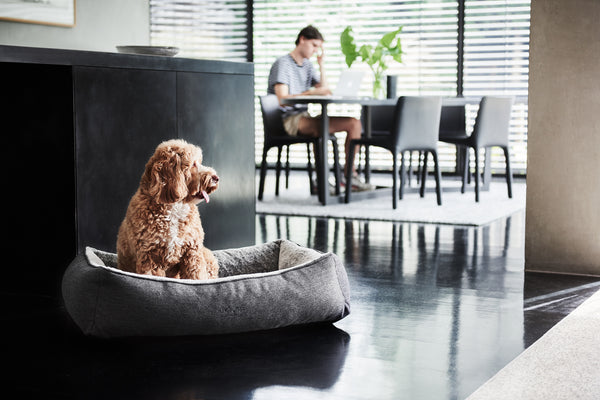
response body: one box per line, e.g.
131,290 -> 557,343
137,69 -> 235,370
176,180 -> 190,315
439,96 -> 514,202
258,94 -> 341,200
345,96 -> 443,208
358,104 -> 423,186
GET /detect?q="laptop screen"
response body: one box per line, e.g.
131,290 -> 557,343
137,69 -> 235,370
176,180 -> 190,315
332,70 -> 365,97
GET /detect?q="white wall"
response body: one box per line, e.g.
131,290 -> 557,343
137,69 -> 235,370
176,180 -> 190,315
526,0 -> 600,275
0,0 -> 149,52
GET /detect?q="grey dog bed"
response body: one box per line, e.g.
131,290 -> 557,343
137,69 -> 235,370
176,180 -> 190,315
62,239 -> 350,338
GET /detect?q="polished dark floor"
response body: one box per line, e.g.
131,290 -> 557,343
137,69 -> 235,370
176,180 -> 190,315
4,211 -> 600,399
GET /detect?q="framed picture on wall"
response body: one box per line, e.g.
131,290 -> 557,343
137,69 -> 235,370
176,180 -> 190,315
0,0 -> 75,27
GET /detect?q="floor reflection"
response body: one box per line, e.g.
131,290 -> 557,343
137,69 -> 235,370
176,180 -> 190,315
12,211 -> 591,399
8,317 -> 349,400
257,213 -> 525,399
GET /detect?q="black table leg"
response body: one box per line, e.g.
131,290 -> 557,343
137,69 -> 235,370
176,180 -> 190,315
319,107 -> 330,205
363,105 -> 372,183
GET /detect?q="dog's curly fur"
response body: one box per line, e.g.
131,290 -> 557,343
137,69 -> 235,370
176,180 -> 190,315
117,139 -> 219,280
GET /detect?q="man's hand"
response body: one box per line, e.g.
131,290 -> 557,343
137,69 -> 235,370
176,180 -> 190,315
274,83 -> 331,104
309,86 -> 332,96
316,44 -> 325,66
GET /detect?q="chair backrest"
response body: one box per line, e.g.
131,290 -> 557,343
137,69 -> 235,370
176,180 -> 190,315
439,105 -> 466,139
259,94 -> 288,139
392,96 -> 443,152
362,104 -> 395,135
471,96 -> 514,148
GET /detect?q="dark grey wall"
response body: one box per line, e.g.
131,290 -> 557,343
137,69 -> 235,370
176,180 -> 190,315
0,0 -> 149,52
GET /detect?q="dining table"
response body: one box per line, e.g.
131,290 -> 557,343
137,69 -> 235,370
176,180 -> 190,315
282,96 -> 483,205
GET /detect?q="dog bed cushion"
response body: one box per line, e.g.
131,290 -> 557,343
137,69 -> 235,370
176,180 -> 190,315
62,239 -> 350,338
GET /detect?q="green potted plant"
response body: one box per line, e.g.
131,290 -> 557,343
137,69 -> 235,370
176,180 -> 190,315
340,26 -> 403,98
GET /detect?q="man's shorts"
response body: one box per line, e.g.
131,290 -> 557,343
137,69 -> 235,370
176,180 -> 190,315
283,111 -> 311,136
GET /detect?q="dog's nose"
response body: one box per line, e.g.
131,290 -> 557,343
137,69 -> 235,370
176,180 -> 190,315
212,175 -> 219,184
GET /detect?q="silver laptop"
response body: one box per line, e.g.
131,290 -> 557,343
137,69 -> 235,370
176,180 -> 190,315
292,70 -> 365,100
332,70 -> 365,97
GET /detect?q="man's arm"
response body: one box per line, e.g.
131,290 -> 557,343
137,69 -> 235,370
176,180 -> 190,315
315,43 -> 328,90
273,83 -> 331,105
272,43 -> 331,105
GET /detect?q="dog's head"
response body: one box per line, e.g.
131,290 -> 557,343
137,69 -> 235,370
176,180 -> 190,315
141,139 -> 219,205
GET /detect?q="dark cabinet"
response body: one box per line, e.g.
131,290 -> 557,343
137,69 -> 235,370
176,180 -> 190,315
1,45 -> 255,299
73,66 -> 178,252
177,71 -> 255,249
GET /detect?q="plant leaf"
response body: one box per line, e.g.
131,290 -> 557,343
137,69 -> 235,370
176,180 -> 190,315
381,27 -> 403,64
380,27 -> 403,49
391,45 -> 403,63
359,44 -> 372,62
340,26 -> 358,67
372,46 -> 383,65
340,25 -> 404,70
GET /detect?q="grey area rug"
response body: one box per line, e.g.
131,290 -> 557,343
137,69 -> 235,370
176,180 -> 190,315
256,173 -> 526,226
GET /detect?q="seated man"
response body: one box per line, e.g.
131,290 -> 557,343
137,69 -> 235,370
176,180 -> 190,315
267,25 -> 373,191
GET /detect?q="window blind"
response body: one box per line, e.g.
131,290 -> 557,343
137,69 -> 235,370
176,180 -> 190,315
148,1 -> 530,175
150,0 -> 250,62
463,0 -> 530,174
254,0 -> 464,171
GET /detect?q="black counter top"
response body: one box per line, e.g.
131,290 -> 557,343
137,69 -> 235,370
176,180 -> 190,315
0,44 -> 253,75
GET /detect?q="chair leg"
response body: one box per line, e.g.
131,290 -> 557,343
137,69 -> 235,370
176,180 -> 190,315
482,148 -> 491,186
332,138 -> 341,195
399,152 -> 406,200
503,146 -> 513,198
393,152 -> 399,209
275,146 -> 283,196
306,142 -> 314,191
344,141 -> 358,203
416,151 -> 424,185
432,150 -> 442,206
364,144 -> 371,183
461,146 -> 469,194
420,151 -> 429,198
285,145 -> 290,189
313,141 -> 324,203
474,147 -> 480,202
406,151 -> 412,187
356,145 -> 363,175
258,147 -> 269,201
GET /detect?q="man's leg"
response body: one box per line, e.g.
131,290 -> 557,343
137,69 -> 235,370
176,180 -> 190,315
298,115 -> 363,177
329,117 -> 362,176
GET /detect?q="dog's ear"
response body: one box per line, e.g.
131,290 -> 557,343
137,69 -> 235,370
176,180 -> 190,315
145,149 -> 188,204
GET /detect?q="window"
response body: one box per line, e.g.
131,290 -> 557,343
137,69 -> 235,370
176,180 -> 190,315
463,0 -> 530,173
149,1 -> 530,175
150,0 -> 251,62
254,0 -> 529,174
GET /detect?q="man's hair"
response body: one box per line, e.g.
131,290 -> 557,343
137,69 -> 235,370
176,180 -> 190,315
295,25 -> 324,45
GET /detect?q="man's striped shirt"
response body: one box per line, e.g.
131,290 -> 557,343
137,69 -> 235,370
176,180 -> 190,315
267,54 -> 320,117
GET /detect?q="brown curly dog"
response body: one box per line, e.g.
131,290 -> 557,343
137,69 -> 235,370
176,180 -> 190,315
117,139 -> 220,279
